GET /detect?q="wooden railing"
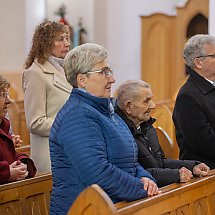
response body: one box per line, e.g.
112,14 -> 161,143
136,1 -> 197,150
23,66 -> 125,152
152,100 -> 179,159
156,127 -> 175,159
16,144 -> 30,156
0,173 -> 52,215
68,170 -> 215,215
8,100 -> 30,146
1,169 -> 214,215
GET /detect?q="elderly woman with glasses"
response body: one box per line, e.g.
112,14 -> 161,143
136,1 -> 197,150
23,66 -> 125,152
49,43 -> 160,215
0,75 -> 36,185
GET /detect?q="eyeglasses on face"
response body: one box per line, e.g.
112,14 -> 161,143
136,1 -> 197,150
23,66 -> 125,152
196,54 -> 215,59
0,91 -> 10,98
87,67 -> 113,78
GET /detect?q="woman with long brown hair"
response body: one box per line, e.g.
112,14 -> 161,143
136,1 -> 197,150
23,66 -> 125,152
23,21 -> 72,173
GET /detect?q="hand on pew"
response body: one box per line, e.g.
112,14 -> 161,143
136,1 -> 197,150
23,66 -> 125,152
140,177 -> 162,196
193,163 -> 210,177
179,163 -> 210,183
11,134 -> 23,148
179,167 -> 193,182
68,170 -> 215,215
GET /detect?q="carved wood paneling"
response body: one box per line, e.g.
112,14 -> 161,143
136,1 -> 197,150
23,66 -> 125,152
141,0 -> 208,102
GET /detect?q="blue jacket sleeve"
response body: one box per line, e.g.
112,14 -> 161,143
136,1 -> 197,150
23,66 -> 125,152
58,110 -> 149,202
136,163 -> 156,183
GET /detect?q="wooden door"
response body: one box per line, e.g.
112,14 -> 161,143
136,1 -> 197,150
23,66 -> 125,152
141,0 -> 208,101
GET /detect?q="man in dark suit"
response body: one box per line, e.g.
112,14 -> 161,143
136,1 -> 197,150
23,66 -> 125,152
173,34 -> 215,169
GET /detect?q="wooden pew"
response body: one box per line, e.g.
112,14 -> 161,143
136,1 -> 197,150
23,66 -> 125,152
68,170 -> 215,215
156,126 -> 175,159
2,72 -> 24,101
155,99 -> 175,113
151,104 -> 174,141
16,144 -> 31,156
151,103 -> 179,159
7,100 -> 30,146
0,173 -> 52,215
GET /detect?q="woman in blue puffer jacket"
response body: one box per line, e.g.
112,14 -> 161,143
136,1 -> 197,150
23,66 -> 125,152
49,43 -> 160,215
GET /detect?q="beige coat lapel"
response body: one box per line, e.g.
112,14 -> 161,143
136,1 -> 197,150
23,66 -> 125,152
36,60 -> 71,93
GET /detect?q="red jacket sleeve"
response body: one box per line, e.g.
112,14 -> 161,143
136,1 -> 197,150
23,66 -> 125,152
0,161 -> 10,184
16,153 -> 37,178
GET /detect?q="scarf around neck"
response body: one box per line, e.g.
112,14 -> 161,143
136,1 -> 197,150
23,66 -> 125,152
48,56 -> 64,74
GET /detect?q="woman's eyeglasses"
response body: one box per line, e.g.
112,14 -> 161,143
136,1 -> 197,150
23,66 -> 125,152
196,54 -> 215,59
87,67 -> 113,78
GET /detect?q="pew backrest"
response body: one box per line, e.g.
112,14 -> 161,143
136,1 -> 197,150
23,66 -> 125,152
68,170 -> 215,215
8,100 -> 30,145
0,173 -> 52,215
151,103 -> 179,159
156,126 -> 174,159
16,144 -> 30,156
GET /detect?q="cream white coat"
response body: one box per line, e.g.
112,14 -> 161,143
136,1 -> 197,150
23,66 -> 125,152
22,60 -> 72,173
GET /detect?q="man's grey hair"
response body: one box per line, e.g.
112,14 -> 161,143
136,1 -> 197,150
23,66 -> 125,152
183,34 -> 215,69
64,43 -> 108,87
116,80 -> 151,111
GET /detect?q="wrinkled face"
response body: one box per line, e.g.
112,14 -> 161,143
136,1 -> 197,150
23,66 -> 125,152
51,32 -> 70,58
128,87 -> 155,126
194,44 -> 215,81
80,60 -> 115,98
0,88 -> 11,120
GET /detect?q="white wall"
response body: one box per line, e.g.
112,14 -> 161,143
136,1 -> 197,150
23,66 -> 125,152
47,0 -> 186,93
46,0 -> 94,43
3,0 -> 215,96
209,0 -> 215,36
0,0 -> 25,72
0,0 -> 45,73
94,0 -> 188,93
25,0 -> 46,55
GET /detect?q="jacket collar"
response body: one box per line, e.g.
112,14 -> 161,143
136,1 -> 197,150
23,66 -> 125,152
114,104 -> 155,136
34,60 -> 56,74
34,60 -> 71,93
186,66 -> 215,94
140,118 -> 156,134
71,88 -> 114,116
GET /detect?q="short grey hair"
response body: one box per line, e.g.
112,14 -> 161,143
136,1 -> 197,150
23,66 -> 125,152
64,43 -> 108,87
116,80 -> 151,111
183,34 -> 215,69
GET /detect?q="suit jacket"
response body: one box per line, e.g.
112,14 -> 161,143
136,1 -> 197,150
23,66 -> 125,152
173,66 -> 215,169
0,118 -> 36,184
22,60 -> 72,173
115,106 -> 197,187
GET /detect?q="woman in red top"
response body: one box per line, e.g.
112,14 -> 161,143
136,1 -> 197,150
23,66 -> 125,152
0,75 -> 36,184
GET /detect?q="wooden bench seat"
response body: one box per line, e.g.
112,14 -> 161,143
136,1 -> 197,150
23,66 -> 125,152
68,170 -> 215,215
0,173 -> 52,215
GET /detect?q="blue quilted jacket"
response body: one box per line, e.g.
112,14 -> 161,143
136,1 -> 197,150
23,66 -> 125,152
49,88 -> 155,215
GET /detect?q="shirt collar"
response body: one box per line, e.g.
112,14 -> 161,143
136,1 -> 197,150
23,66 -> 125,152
204,77 -> 214,86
